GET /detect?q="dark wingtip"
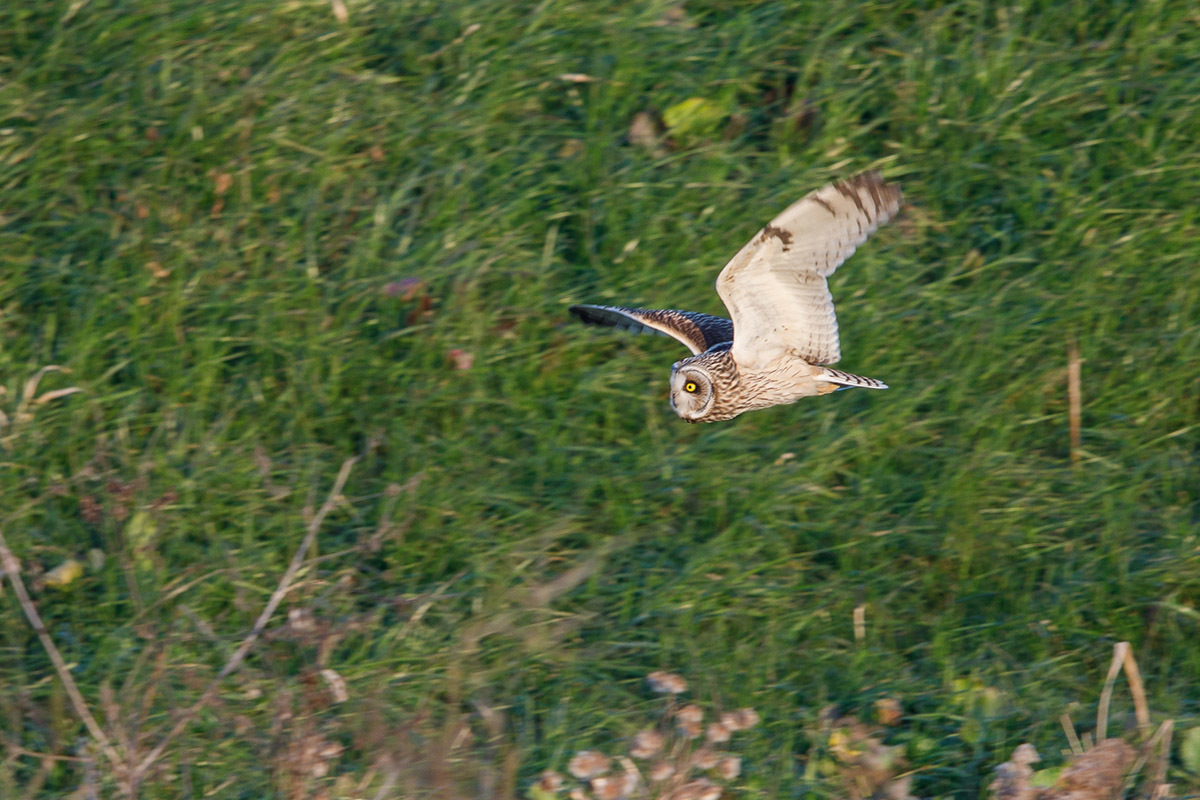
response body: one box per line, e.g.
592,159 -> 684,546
840,171 -> 903,216
568,304 -> 604,324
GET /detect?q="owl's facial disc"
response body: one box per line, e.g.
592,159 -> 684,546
669,363 -> 714,421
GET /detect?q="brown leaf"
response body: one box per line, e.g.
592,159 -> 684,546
629,730 -> 663,759
653,4 -> 696,29
319,668 -> 349,703
628,111 -> 664,155
447,349 -> 474,371
384,277 -> 425,300
723,112 -> 747,141
875,697 -> 903,726
539,770 -> 564,792
213,172 -> 233,196
705,722 -> 730,743
649,762 -> 674,782
568,750 -> 610,779
80,495 -> 103,524
34,387 -> 82,405
406,294 -> 434,325
647,670 -> 687,694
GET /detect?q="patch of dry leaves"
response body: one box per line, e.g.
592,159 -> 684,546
540,671 -> 758,800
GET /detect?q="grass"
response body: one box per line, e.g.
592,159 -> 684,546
2,0 -> 1199,796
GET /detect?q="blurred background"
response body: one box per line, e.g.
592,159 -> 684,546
1,1 -> 1198,797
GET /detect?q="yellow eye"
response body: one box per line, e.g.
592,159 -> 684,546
685,381 -> 698,393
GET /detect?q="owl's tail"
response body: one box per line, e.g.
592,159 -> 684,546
815,368 -> 889,391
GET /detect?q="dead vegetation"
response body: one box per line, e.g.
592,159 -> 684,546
990,643 -> 1174,800
1,427 -> 605,798
806,705 -> 916,800
538,671 -> 759,800
0,452 -> 357,797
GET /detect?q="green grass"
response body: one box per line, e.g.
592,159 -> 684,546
2,0 -> 1199,796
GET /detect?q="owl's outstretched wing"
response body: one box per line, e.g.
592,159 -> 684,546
715,172 -> 902,368
568,304 -> 734,356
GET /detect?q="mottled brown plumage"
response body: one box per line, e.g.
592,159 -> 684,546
571,172 -> 902,422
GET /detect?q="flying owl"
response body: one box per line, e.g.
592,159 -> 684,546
570,172 -> 902,422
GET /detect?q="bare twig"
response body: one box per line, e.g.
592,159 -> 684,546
128,457 -> 357,785
1096,641 -> 1129,741
0,531 -> 125,772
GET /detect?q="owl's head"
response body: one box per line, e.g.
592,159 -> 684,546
669,361 -> 715,422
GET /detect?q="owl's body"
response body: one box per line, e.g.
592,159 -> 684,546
668,341 -> 887,422
570,173 -> 901,423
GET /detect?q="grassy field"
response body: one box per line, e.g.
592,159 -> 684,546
2,0 -> 1199,797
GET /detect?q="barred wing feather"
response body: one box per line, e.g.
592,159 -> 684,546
715,172 -> 902,368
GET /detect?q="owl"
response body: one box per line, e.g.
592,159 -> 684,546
570,172 -> 902,422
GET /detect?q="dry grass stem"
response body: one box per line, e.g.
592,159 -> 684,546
1129,719 -> 1174,798
1060,713 -> 1084,756
0,529 -> 125,776
1096,641 -> 1129,741
1,365 -> 81,448
1120,646 -> 1151,733
1067,338 -> 1082,464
